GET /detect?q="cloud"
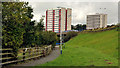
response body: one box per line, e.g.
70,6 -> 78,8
28,2 -> 118,25
21,0 -> 119,2
72,3 -> 96,25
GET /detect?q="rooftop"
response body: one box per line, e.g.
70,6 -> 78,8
46,7 -> 72,10
87,13 -> 107,16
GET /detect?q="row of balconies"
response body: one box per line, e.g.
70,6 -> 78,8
47,24 -> 66,26
87,15 -> 100,17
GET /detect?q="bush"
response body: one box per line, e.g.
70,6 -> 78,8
64,31 -> 78,42
41,31 -> 58,48
34,31 -> 58,48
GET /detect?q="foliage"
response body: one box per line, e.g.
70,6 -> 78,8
116,23 -> 120,31
41,31 -> 58,48
34,18 -> 58,48
33,18 -> 44,47
34,31 -> 43,46
64,31 -> 78,42
35,18 -> 44,31
2,2 -> 34,56
34,18 -> 45,47
71,24 -> 86,31
22,5 -> 35,48
34,31 -> 58,48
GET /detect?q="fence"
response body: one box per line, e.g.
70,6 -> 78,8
0,45 -> 52,66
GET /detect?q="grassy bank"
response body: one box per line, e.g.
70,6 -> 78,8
35,29 -> 118,66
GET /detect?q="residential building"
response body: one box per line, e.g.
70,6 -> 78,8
86,13 -> 107,29
45,7 -> 72,33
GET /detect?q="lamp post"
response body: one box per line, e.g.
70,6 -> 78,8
60,21 -> 62,54
56,13 -> 62,54
56,15 -> 62,54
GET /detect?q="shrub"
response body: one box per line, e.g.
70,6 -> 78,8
41,31 -> 58,48
64,31 -> 78,42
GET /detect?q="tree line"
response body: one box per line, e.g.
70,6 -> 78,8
71,24 -> 86,31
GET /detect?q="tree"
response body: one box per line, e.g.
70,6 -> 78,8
2,2 -> 34,56
34,17 -> 45,47
35,17 -> 44,31
72,24 -> 86,31
22,6 -> 35,48
82,24 -> 86,30
116,23 -> 120,31
75,24 -> 82,31
71,25 -> 75,30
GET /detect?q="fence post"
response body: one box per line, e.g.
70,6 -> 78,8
23,48 -> 25,62
44,47 -> 46,57
46,46 -> 48,55
39,47 -> 41,57
36,47 -> 38,56
29,48 -> 31,59
46,47 -> 48,55
48,46 -> 49,54
44,47 -> 45,57
42,47 -> 44,57
35,47 -> 37,56
50,45 -> 52,52
36,47 -> 39,58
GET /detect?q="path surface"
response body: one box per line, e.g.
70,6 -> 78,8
12,47 -> 60,66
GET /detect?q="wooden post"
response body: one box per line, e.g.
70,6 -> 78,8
48,46 -> 49,54
42,48 -> 44,57
44,47 -> 46,57
46,47 -> 48,55
23,49 -> 25,62
50,45 -> 51,52
35,47 -> 36,56
46,47 -> 47,55
37,47 -> 39,56
39,47 -> 41,57
44,47 -> 45,56
47,46 -> 48,55
37,47 -> 38,59
29,48 -> 31,60
36,47 -> 37,56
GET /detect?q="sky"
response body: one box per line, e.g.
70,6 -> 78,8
21,0 -> 119,25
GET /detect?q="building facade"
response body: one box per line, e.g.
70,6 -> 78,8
45,7 -> 72,33
86,13 -> 107,29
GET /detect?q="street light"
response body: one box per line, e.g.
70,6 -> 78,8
60,21 -> 62,54
56,15 -> 63,54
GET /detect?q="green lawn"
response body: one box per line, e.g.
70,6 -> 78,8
36,29 -> 118,66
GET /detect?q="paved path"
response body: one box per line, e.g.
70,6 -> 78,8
12,47 -> 60,66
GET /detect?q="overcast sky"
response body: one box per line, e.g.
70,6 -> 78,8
26,1 -> 118,25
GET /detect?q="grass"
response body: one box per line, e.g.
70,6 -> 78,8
35,29 -> 118,66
